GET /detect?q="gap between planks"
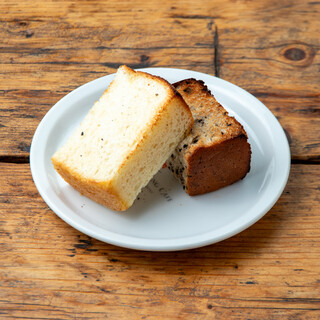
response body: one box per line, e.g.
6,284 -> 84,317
1,156 -> 319,165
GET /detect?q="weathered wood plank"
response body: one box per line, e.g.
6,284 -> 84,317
0,1 -> 215,158
215,5 -> 320,94
252,95 -> 320,162
169,0 -> 320,159
1,1 -> 320,319
0,45 -> 214,157
0,163 -> 319,319
1,0 -> 319,160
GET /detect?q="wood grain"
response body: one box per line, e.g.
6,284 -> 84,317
0,163 -> 320,319
0,0 -> 319,160
170,0 -> 320,160
1,1 -> 320,319
0,0 -> 215,158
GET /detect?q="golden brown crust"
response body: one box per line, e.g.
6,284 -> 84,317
120,65 -> 193,121
116,66 -> 193,172
186,135 -> 251,195
117,93 -> 193,173
173,78 -> 247,145
167,78 -> 251,195
52,154 -> 129,211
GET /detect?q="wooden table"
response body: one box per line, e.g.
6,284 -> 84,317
1,1 -> 319,319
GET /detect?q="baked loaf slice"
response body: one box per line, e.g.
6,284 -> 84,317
166,78 -> 251,196
52,65 -> 193,211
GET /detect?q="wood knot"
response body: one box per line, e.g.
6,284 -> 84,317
140,54 -> 149,62
13,19 -> 28,27
284,48 -> 306,61
25,30 -> 34,38
280,43 -> 316,68
18,142 -> 30,152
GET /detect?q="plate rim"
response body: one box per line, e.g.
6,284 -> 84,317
30,67 -> 291,251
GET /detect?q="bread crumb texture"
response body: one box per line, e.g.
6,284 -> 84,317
52,66 -> 193,211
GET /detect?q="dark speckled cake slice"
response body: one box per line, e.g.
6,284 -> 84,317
166,78 -> 251,196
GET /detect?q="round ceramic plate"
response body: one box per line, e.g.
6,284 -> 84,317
30,68 -> 290,251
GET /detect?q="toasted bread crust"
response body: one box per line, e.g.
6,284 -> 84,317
186,135 -> 251,195
116,67 -> 193,174
167,78 -> 251,195
120,65 -> 192,121
52,157 -> 128,211
174,78 -> 247,144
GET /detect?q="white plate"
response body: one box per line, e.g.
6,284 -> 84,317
30,68 -> 290,251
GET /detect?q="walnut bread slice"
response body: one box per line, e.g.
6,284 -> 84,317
51,66 -> 193,211
166,78 -> 251,196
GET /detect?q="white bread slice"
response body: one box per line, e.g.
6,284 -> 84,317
51,65 -> 193,211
